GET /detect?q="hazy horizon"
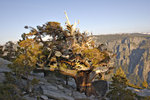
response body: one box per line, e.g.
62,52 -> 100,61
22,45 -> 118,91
0,0 -> 150,44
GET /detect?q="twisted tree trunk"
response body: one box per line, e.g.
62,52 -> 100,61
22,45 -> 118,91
74,71 -> 97,96
35,67 -> 101,96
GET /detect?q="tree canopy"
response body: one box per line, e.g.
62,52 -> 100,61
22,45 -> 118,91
13,12 -> 114,96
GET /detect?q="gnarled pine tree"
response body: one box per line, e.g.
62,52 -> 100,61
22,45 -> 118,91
16,12 -> 114,96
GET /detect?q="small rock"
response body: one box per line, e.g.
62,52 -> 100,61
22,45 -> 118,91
39,81 -> 45,85
40,95 -> 49,100
62,55 -> 69,59
28,87 -> 32,93
72,91 -> 87,99
28,75 -> 34,81
68,78 -> 76,89
22,91 -> 27,95
55,51 -> 62,57
41,84 -> 58,91
57,85 -> 64,89
23,95 -> 36,100
89,95 -> 98,100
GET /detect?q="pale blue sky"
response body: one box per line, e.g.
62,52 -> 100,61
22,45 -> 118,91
0,0 -> 150,44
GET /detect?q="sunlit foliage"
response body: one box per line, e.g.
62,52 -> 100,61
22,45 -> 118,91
11,12 -> 114,96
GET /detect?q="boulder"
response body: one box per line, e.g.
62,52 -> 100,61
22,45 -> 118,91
92,80 -> 108,97
41,83 -> 74,100
31,72 -> 45,78
41,87 -> 74,100
0,58 -> 11,73
0,73 -> 5,83
0,58 -> 12,83
0,58 -> 11,65
0,66 -> 11,73
68,78 -> 76,89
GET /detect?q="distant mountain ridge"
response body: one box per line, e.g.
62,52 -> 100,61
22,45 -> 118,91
93,33 -> 150,86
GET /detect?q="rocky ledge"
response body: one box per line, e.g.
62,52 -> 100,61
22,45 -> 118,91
0,58 -> 108,100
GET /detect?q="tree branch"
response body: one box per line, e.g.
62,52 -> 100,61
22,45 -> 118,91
35,67 -> 77,77
53,67 -> 77,77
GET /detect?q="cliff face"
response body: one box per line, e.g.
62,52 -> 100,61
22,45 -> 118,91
94,34 -> 150,86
